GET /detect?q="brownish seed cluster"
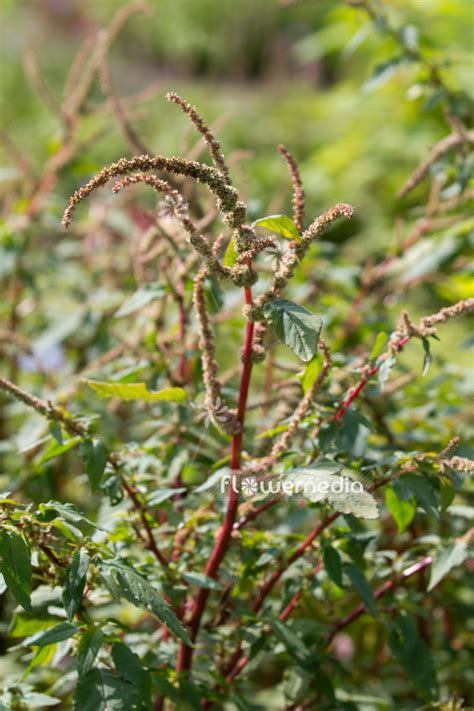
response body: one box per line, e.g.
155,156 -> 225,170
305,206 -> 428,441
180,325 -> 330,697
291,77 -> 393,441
246,203 -> 355,320
277,144 -> 305,232
398,130 -> 474,199
193,269 -> 240,435
166,91 -> 231,184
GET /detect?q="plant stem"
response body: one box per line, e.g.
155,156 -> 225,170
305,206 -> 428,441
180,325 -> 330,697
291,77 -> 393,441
334,335 -> 411,421
325,555 -> 433,644
176,286 -> 254,673
225,555 -> 435,687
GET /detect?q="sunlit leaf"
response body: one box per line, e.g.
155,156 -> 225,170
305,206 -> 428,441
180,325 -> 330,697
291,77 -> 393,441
252,214 -> 301,241
84,380 -> 187,403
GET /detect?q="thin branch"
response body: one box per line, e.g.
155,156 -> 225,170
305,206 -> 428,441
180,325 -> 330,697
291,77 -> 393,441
0,377 -> 168,567
398,131 -> 474,199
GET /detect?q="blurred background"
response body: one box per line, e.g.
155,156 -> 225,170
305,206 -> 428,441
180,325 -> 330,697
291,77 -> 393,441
1,0 -> 472,226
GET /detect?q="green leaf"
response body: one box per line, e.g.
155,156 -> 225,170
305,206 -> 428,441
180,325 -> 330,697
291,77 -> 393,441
223,236 -> 238,267
74,668 -> 140,711
286,469 -> 379,520
115,282 -> 165,318
22,645 -> 57,680
401,24 -> 419,51
84,380 -> 187,403
0,529 -> 32,611
421,337 -> 432,377
112,643 -> 152,707
264,299 -> 322,362
370,332 -> 388,361
385,486 -> 416,534
378,355 -> 396,390
252,214 -> 301,241
299,355 -> 322,394
39,436 -> 81,465
183,572 -> 223,591
21,692 -> 61,707
388,613 -> 438,697
428,540 -> 468,592
147,488 -> 186,507
344,563 -> 378,616
268,619 -> 314,667
25,622 -> 78,647
80,439 -> 108,491
323,546 -> 343,587
63,549 -> 90,621
364,56 -> 406,92
255,423 -> 288,440
394,474 -> 439,519
48,421 -> 63,445
77,627 -> 103,678
38,501 -> 104,530
99,560 -> 192,646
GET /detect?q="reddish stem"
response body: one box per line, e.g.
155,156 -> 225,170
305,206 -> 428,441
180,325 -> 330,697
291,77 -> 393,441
253,512 -> 340,613
334,335 -> 411,421
225,555 -> 435,686
176,286 -> 254,674
325,555 -> 433,644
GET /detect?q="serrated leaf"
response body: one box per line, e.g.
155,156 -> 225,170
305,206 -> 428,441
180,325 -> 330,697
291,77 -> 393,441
385,486 -> 416,534
0,529 -> 32,611
77,627 -> 103,677
99,560 -> 192,646
264,299 -> 322,362
25,621 -> 78,647
84,380 -> 187,403
38,501 -> 105,530
63,549 -> 90,621
252,214 -> 301,241
80,439 -> 108,491
183,572 -> 223,591
74,668 -> 140,711
344,563 -> 378,616
427,540 -> 468,591
115,282 -> 165,318
286,469 -> 379,520
223,237 -> 238,267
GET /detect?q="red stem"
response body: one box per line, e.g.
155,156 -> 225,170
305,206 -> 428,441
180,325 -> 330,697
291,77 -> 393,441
176,286 -> 254,674
225,555 -> 434,685
334,335 -> 411,421
325,555 -> 433,644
